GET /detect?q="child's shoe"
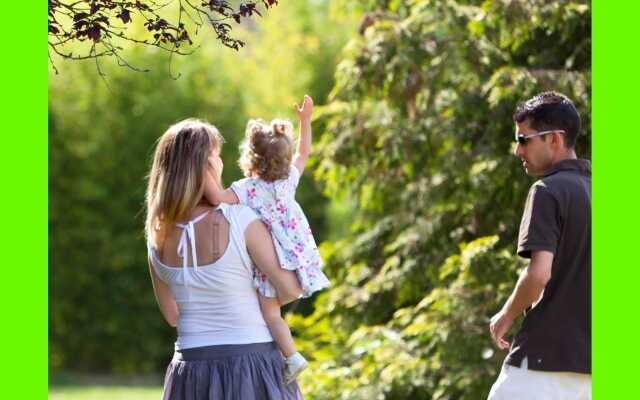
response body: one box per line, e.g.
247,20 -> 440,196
284,352 -> 308,384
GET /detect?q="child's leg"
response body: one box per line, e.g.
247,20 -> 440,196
258,294 -> 296,357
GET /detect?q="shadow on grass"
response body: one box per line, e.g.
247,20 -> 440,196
49,371 -> 164,388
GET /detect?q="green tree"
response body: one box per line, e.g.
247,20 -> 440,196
292,1 -> 590,398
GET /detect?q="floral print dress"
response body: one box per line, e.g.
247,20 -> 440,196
230,166 -> 330,298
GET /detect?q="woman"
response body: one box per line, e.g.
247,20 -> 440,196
145,118 -> 304,400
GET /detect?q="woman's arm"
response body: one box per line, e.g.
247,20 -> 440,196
245,220 -> 303,305
148,260 -> 179,327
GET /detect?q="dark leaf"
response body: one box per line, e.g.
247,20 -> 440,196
136,1 -> 151,11
95,16 -> 110,25
87,25 -> 101,42
239,3 -> 262,18
73,20 -> 89,29
118,9 -> 131,24
73,12 -> 89,22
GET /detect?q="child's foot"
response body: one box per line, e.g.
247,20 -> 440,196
284,352 -> 308,384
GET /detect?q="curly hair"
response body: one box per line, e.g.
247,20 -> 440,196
239,119 -> 294,182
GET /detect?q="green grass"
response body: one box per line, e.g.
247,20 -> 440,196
49,373 -> 164,400
49,385 -> 162,400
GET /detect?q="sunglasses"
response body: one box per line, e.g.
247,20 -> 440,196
514,130 -> 565,145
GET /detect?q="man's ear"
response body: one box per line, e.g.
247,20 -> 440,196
552,130 -> 565,148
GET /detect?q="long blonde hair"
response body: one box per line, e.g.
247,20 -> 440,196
145,118 -> 223,246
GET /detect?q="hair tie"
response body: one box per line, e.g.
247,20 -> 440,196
272,123 -> 286,136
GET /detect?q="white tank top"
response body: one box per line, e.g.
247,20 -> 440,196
148,204 -> 273,350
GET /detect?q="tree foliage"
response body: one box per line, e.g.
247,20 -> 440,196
48,0 -> 279,73
290,0 -> 591,398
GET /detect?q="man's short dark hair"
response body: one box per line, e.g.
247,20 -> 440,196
513,91 -> 581,149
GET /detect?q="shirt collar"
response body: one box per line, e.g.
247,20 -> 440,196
543,159 -> 591,177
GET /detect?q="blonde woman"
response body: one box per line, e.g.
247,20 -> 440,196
145,118 -> 303,400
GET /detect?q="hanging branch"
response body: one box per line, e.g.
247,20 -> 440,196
48,0 -> 279,73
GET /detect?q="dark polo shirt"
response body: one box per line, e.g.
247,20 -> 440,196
505,159 -> 591,374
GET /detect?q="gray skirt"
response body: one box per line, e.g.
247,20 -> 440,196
162,342 -> 303,400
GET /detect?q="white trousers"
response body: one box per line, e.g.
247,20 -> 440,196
488,358 -> 591,400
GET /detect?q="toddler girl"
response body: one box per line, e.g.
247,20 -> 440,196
204,95 -> 330,383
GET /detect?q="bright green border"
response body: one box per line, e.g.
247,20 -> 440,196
0,1 -> 47,398
593,1 -> 640,397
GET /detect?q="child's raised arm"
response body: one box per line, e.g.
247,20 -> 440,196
293,95 -> 313,174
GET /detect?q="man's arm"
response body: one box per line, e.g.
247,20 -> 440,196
489,250 -> 554,349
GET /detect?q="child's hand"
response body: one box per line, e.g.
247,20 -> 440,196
202,168 -> 217,204
207,153 -> 223,182
294,95 -> 313,122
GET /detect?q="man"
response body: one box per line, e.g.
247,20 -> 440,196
488,91 -> 591,399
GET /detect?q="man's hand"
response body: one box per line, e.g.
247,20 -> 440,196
488,250 -> 553,351
295,95 -> 313,122
489,309 -> 514,350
